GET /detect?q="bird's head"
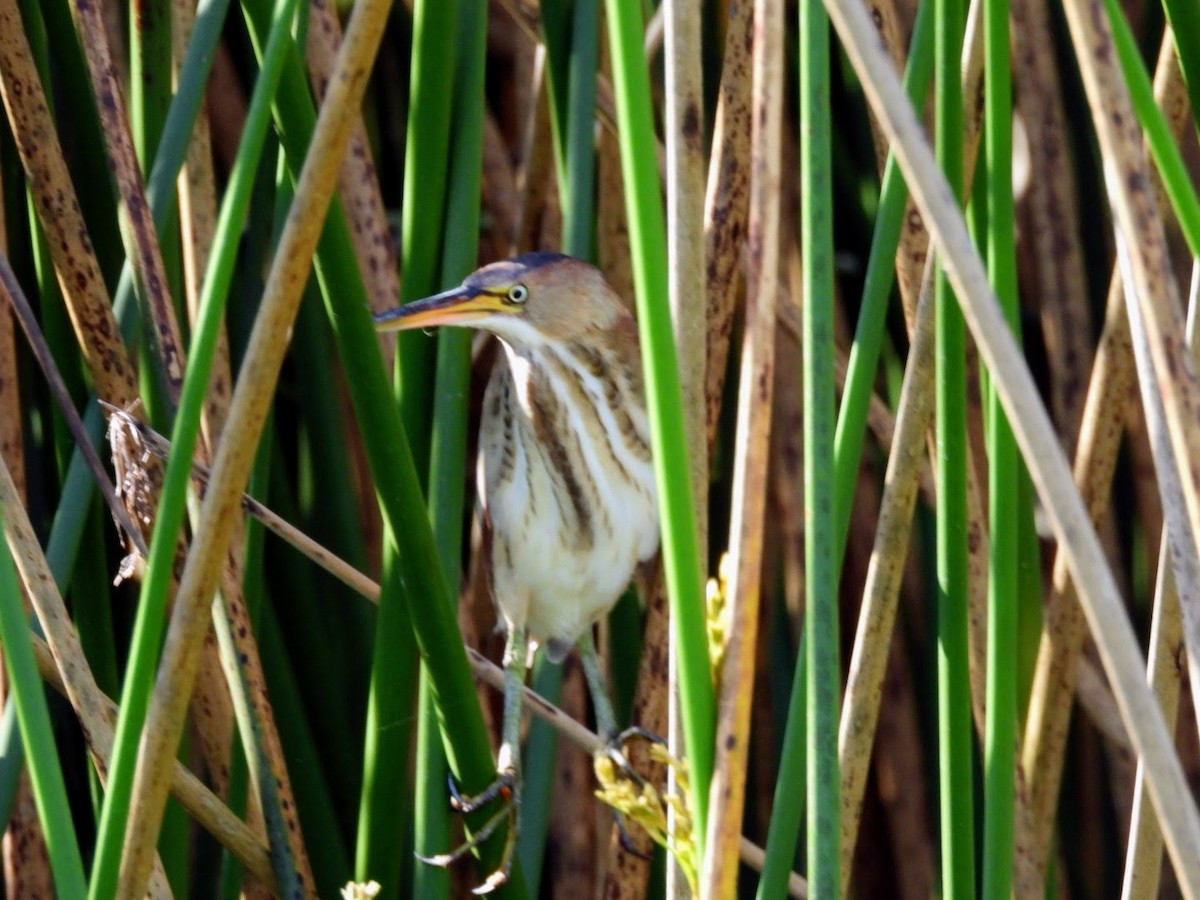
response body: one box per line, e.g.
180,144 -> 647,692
374,253 -> 629,349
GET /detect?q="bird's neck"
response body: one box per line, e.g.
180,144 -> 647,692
499,335 -> 640,419
496,334 -> 651,479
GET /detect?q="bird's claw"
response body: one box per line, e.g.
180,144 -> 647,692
600,725 -> 666,789
415,770 -> 521,895
592,729 -> 696,868
595,728 -> 700,893
614,811 -> 654,859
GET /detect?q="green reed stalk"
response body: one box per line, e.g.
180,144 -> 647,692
289,290 -> 371,798
934,0 -> 975,893
0,513 -> 87,897
357,4 -> 457,897
833,0 -> 932,561
603,0 -> 714,848
799,0 -> 840,895
982,0 -> 1018,890
393,0 -> 457,469
410,2 -> 488,896
1105,0 -> 1200,258
131,3 -> 188,884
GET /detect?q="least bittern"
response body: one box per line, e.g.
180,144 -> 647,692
375,253 -> 659,892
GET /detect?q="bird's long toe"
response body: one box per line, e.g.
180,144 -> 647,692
416,769 -> 522,894
610,725 -> 666,748
447,769 -> 519,814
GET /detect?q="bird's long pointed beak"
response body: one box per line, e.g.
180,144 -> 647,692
373,285 -> 508,332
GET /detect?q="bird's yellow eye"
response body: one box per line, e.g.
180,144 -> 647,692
507,284 -> 529,304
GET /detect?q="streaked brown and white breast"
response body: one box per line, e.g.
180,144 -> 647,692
478,320 -> 658,661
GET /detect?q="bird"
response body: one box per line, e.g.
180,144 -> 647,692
375,252 -> 659,892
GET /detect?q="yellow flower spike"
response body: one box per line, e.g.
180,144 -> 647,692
700,554 -> 729,681
592,739 -> 698,894
706,553 -> 732,678
340,881 -> 381,900
594,755 -> 616,784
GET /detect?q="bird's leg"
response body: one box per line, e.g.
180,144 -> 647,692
475,623 -> 526,893
497,623 -> 527,787
579,629 -> 664,858
578,627 -> 618,741
577,630 -> 665,772
420,625 -> 527,895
